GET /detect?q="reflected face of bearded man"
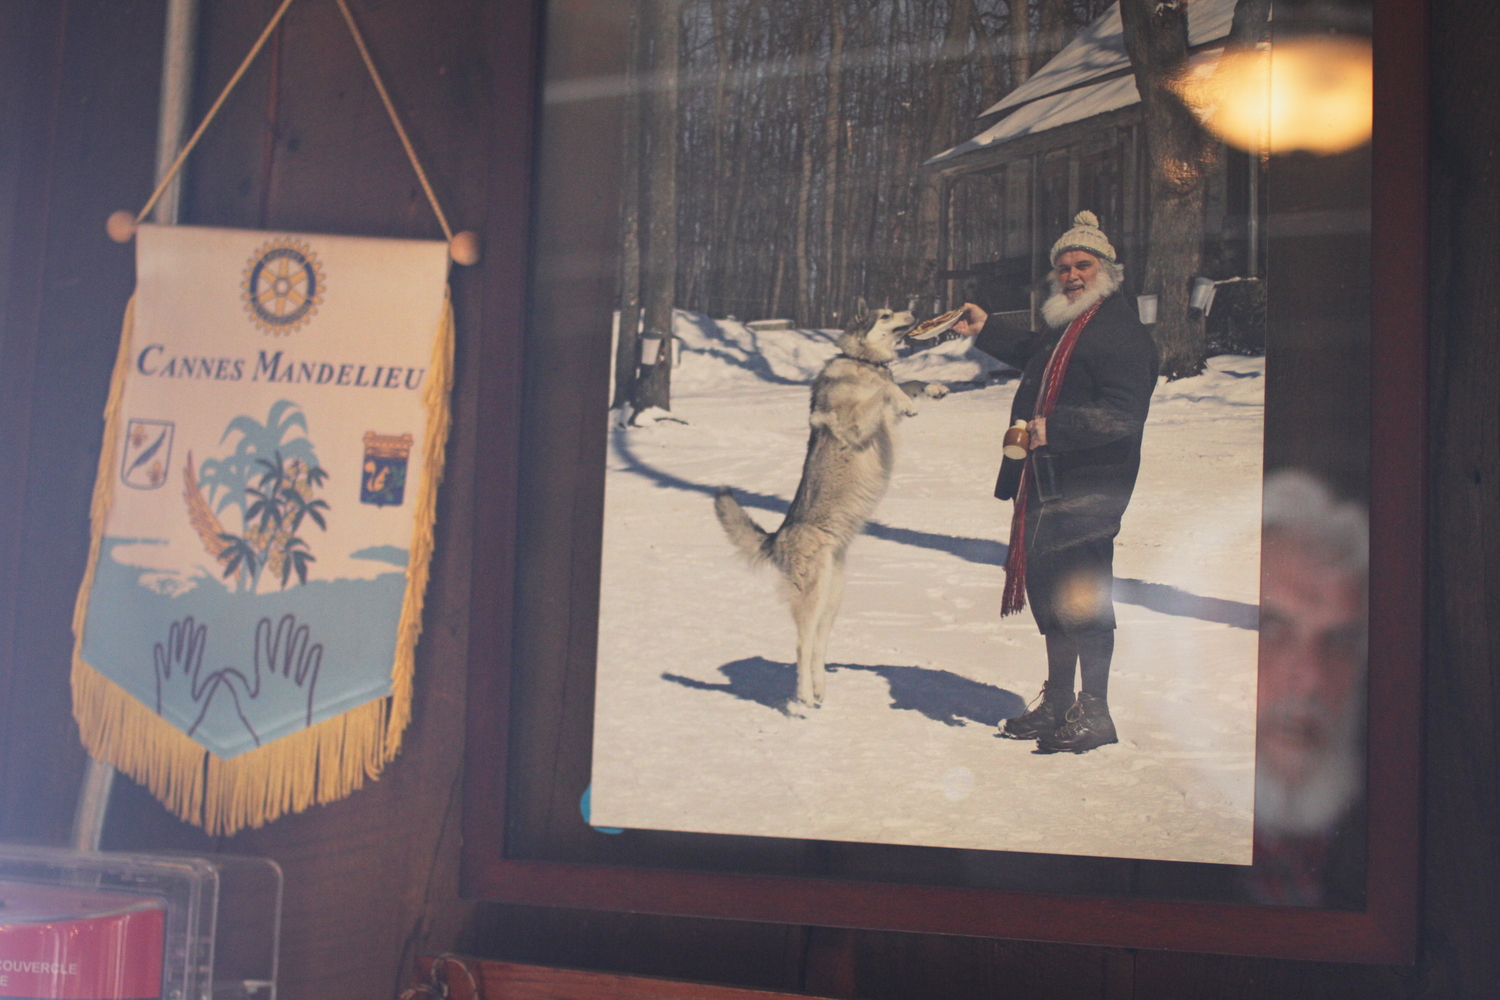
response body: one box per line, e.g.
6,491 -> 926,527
1255,528 -> 1366,832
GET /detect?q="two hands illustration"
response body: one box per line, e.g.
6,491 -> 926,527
153,614 -> 323,748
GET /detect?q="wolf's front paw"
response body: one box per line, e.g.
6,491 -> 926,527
923,382 -> 949,399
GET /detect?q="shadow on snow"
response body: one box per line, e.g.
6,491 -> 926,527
674,313 -> 835,387
663,656 -> 1028,727
613,431 -> 1259,631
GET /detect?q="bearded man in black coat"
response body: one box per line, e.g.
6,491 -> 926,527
952,211 -> 1159,753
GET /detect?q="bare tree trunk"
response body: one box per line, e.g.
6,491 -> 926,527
1008,0 -> 1030,90
1120,0 -> 1217,379
914,0 -> 975,298
770,253 -> 786,319
838,12 -> 861,311
794,135 -> 815,325
706,0 -> 730,316
1036,0 -> 1068,70
821,5 -> 845,325
720,135 -> 750,315
612,7 -> 646,411
839,104 -> 859,311
1229,0 -> 1272,44
635,0 -> 680,412
793,18 -> 816,326
1031,0 -> 1111,70
970,0 -> 1000,108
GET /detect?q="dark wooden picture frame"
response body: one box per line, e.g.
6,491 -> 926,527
462,0 -> 1425,963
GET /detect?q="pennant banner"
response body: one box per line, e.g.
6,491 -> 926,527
72,224 -> 453,834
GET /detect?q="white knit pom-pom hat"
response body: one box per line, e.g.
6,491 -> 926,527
1050,210 -> 1117,264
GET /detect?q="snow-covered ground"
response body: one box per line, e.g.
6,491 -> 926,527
591,310 -> 1263,865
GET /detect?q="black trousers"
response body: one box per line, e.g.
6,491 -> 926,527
1023,504 -> 1120,635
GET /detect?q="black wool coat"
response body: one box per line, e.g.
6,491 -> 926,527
975,291 -> 1159,522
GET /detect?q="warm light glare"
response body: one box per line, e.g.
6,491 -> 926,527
1182,37 -> 1373,156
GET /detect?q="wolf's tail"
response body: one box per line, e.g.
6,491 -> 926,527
714,487 -> 774,564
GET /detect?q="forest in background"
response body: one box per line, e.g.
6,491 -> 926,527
652,0 -> 1113,331
612,0 -> 1261,410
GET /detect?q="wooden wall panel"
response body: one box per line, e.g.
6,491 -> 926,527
87,4 -> 513,998
0,0 -> 164,846
498,0 -> 627,866
460,905 -> 810,994
1420,0 -> 1500,995
844,934 -> 1127,1000
1129,952 -> 1412,1000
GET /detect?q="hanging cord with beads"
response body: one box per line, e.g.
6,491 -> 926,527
130,0 -> 298,227
114,0 -> 476,262
332,0 -> 452,242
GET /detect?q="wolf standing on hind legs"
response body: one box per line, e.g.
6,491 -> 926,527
715,304 -> 943,708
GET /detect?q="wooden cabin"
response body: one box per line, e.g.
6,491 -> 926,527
923,0 -> 1261,336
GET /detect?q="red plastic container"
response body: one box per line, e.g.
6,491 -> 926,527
0,882 -> 164,1000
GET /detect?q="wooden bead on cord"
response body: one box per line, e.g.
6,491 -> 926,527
106,211 -> 137,243
448,230 -> 481,266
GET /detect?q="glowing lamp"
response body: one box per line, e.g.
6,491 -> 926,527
1180,36 -> 1373,156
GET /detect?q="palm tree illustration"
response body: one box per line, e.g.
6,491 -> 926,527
184,401 -> 329,592
198,400 -> 317,521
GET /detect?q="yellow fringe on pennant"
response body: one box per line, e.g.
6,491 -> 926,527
71,290 -> 456,835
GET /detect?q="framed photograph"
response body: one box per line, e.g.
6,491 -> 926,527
464,0 -> 1423,962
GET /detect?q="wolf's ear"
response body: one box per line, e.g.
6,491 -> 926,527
855,296 -> 868,316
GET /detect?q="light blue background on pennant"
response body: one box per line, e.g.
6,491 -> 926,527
82,536 -> 408,758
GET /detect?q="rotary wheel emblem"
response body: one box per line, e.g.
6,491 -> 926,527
241,238 -> 325,335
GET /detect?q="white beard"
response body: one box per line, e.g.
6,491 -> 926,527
1041,265 -> 1120,328
1254,692 -> 1365,837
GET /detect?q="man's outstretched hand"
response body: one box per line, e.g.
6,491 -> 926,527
951,302 -> 988,337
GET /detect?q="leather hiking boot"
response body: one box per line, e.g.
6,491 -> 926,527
1036,692 -> 1118,753
1000,682 -> 1073,740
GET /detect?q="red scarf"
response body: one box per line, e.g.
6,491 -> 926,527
1001,300 -> 1101,616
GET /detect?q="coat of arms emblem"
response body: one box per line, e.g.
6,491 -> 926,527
360,432 -> 413,507
120,419 -> 174,490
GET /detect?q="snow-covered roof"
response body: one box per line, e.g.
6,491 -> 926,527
932,74 -> 1141,164
985,0 -> 1237,115
927,0 -> 1237,167
929,47 -> 1223,165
